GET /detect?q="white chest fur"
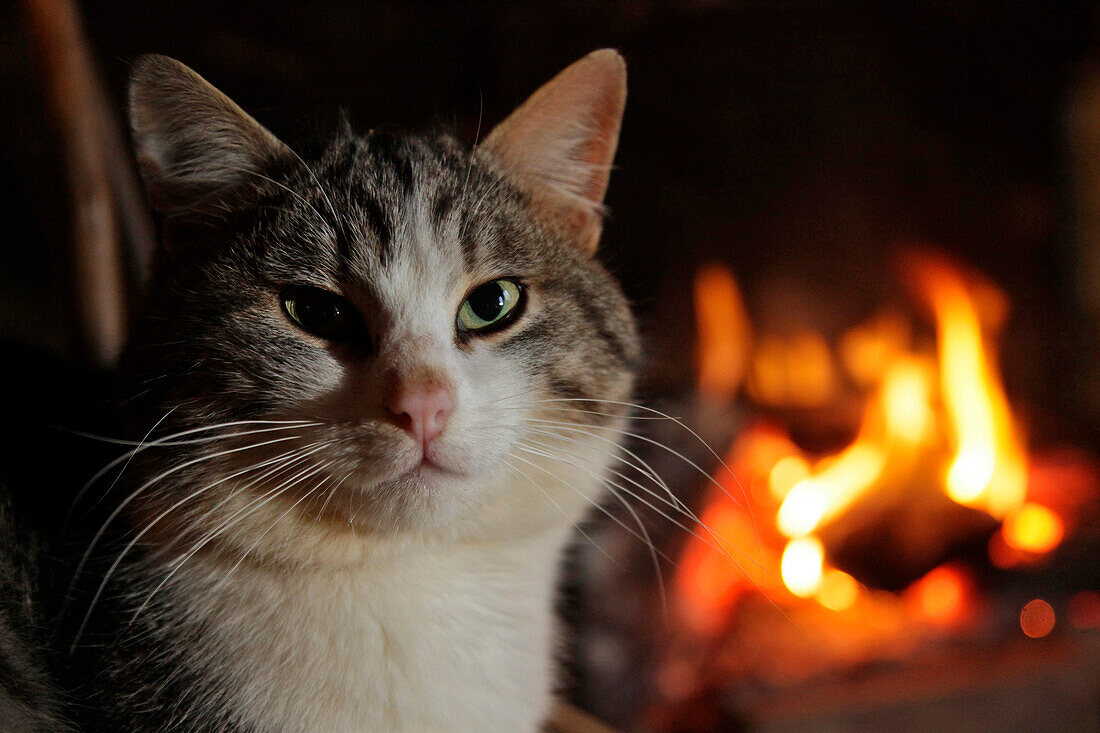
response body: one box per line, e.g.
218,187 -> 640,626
181,530 -> 570,733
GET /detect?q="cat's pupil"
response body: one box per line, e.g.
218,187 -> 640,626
312,302 -> 340,329
282,286 -> 365,343
468,282 -> 506,321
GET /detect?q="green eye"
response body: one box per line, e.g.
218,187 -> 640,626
282,286 -> 366,343
457,279 -> 524,334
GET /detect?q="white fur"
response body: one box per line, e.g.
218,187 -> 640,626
177,496 -> 582,732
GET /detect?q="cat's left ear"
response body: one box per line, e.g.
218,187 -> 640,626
479,49 -> 627,255
128,55 -> 291,219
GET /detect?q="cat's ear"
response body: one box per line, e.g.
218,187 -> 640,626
479,49 -> 626,255
128,55 -> 290,217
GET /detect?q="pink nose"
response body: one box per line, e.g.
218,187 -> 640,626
385,383 -> 454,447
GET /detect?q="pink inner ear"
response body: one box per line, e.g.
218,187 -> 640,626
479,50 -> 627,254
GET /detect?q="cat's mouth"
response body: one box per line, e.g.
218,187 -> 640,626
404,449 -> 467,478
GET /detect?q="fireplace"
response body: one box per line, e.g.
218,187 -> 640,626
571,242 -> 1100,730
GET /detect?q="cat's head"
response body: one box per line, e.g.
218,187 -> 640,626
124,52 -> 639,561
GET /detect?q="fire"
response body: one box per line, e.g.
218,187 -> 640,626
780,537 -> 824,597
910,255 -> 1028,517
653,252 -> 1097,717
775,357 -> 931,540
681,251 -> 1072,615
694,262 -> 751,401
881,358 -> 934,444
767,455 -> 810,500
1002,502 -> 1064,554
907,564 -> 973,627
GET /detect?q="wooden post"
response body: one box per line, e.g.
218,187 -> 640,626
22,0 -> 155,369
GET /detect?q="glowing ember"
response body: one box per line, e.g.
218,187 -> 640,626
908,565 -> 972,627
816,568 -> 860,611
1002,503 -> 1064,555
1020,599 -> 1056,638
781,537 -> 824,598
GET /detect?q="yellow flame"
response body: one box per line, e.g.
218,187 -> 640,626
1003,503 -> 1064,554
919,260 -> 1027,517
781,537 -> 824,598
882,358 -> 934,444
777,442 -> 886,538
768,455 -> 810,500
774,356 -> 935,539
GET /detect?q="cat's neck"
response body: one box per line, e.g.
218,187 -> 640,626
172,524 -> 572,732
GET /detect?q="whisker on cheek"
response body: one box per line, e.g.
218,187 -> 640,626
500,461 -> 624,572
505,450 -> 674,567
130,450 -> 339,624
69,434 -> 318,650
513,440 -> 772,587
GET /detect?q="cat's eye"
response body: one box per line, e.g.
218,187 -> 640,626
457,279 -> 525,334
281,286 -> 366,343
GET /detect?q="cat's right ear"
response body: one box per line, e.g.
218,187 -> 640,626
479,49 -> 627,256
128,55 -> 290,218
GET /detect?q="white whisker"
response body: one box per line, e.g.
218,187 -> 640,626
285,144 -> 341,230
211,460 -> 340,590
523,421 -> 686,513
524,397 -> 763,563
505,451 -> 674,567
68,434 -> 308,649
134,455 -> 338,622
500,460 -> 622,571
514,440 -> 767,580
71,421 -> 321,516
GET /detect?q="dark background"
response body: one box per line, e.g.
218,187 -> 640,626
5,1 -> 1100,434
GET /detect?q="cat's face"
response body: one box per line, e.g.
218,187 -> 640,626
125,53 -> 638,557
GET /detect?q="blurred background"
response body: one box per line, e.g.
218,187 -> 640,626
5,1 -> 1100,730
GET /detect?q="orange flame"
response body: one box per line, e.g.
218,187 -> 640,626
775,357 -> 933,539
694,263 -> 751,401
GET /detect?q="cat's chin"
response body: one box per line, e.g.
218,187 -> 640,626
307,459 -> 489,536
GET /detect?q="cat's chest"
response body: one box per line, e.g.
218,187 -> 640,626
185,538 -> 564,732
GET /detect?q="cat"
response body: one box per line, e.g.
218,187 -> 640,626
0,49 -> 639,731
